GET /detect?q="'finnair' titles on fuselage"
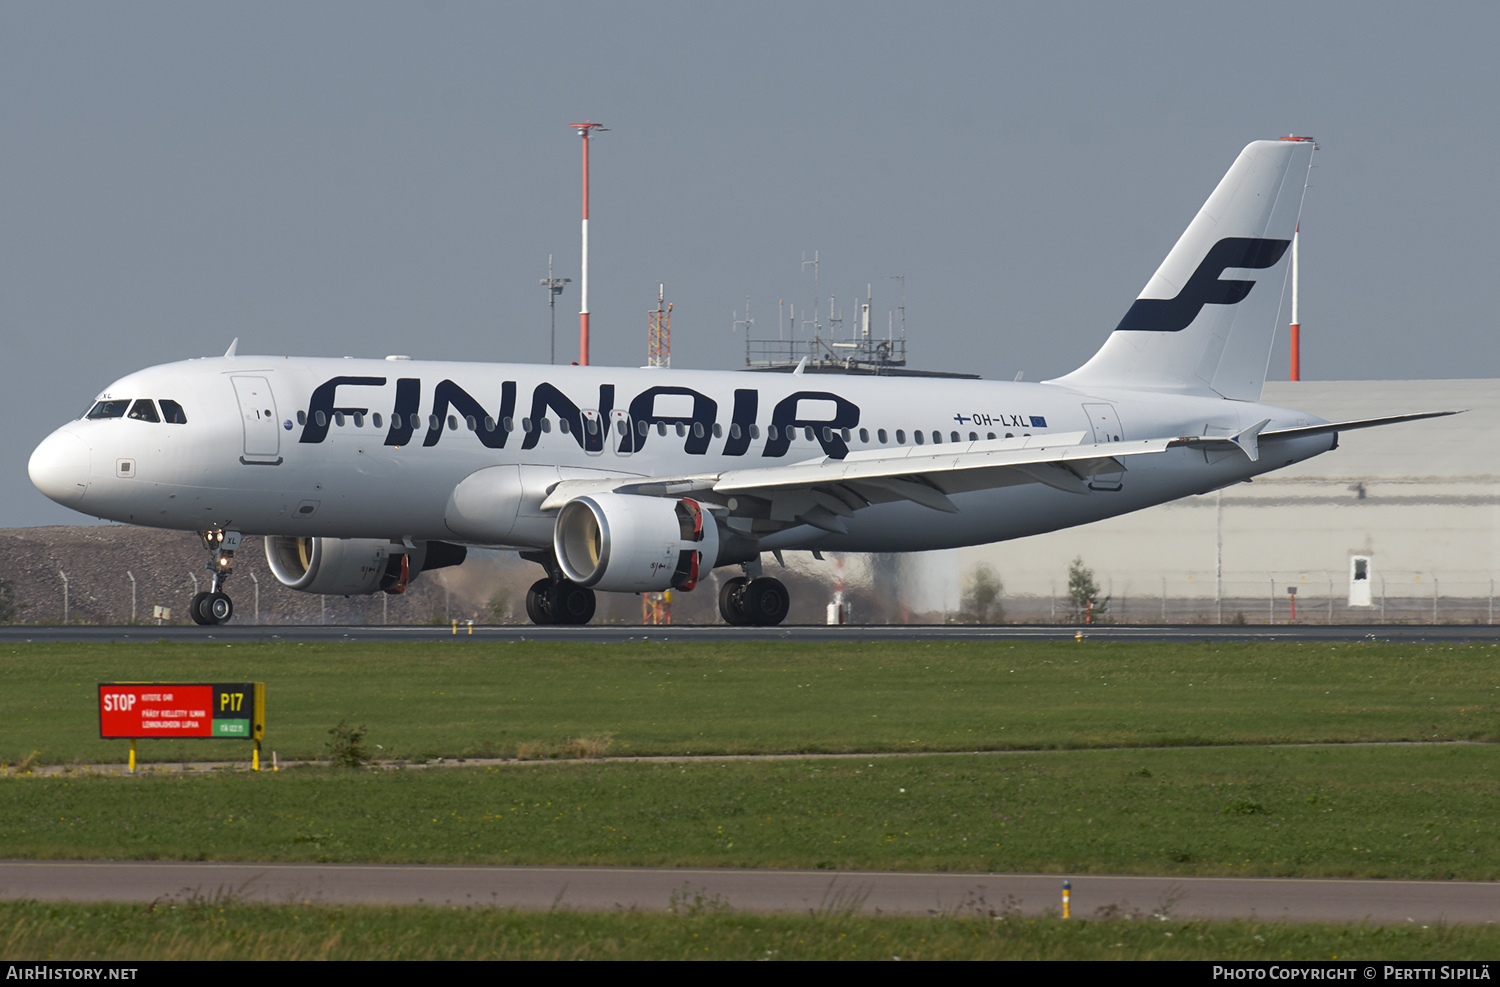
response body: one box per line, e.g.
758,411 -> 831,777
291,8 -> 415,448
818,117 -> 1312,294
31,356 -> 1335,554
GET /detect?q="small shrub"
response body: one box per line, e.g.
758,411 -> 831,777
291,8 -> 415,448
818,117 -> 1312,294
962,564 -> 1005,624
1067,557 -> 1110,624
326,720 -> 368,768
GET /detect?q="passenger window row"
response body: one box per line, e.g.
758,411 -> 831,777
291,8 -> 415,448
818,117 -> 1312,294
292,409 -> 1022,446
86,397 -> 1020,447
86,399 -> 188,424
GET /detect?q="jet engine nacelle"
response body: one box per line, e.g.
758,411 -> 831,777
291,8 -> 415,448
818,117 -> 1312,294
554,493 -> 720,593
264,536 -> 467,595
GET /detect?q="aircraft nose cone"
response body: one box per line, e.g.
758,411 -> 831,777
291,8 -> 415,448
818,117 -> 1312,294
29,429 -> 91,507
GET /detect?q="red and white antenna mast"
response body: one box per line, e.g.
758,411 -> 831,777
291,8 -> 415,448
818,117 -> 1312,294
1289,224 -> 1300,381
1278,135 -> 1316,381
570,120 -> 607,365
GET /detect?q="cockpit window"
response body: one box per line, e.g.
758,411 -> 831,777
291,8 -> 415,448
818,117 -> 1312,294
86,400 -> 130,419
159,400 -> 188,424
127,399 -> 160,423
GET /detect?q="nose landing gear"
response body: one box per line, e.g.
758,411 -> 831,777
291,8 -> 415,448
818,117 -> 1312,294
191,529 -> 241,625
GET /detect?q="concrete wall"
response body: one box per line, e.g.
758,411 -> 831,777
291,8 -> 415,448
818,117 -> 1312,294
941,381 -> 1500,623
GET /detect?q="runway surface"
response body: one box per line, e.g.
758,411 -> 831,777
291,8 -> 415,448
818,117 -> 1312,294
1,860 -> 1494,924
3,623 -> 1499,644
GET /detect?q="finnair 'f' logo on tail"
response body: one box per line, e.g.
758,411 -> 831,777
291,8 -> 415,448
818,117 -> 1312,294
1114,237 -> 1291,333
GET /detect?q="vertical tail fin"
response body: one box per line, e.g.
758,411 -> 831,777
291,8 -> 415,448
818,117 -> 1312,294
1052,138 -> 1316,401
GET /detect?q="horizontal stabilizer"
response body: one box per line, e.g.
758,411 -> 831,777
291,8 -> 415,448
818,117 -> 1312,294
1167,411 -> 1460,463
1231,419 -> 1271,462
1168,419 -> 1270,462
1260,410 -> 1460,440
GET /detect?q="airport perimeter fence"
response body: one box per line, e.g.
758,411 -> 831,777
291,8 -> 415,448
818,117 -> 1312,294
986,571 -> 1500,626
14,563 -> 1500,627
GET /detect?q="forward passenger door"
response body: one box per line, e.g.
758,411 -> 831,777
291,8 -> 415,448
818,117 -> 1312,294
232,376 -> 282,465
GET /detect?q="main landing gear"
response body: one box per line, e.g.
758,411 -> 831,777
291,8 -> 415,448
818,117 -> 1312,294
517,551 -> 790,627
191,529 -> 241,625
718,559 -> 789,626
520,550 -> 596,625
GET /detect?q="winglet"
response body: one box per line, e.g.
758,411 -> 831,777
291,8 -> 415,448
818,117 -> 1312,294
223,338 -> 239,358
792,356 -> 808,376
1231,419 -> 1272,462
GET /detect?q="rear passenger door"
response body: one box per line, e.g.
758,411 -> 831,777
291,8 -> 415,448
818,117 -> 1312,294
1082,402 -> 1123,491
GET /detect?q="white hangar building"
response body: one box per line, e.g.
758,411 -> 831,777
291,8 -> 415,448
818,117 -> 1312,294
951,380 -> 1496,624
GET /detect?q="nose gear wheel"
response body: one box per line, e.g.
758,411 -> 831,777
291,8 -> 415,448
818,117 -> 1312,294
191,528 -> 239,625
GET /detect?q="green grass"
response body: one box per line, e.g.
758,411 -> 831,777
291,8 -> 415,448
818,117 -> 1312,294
2,640 -> 1497,765
4,897 -> 1496,960
5,640 -> 1499,957
4,746 -> 1497,879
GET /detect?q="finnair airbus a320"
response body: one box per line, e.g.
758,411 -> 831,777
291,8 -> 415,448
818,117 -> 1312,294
29,137 -> 1446,626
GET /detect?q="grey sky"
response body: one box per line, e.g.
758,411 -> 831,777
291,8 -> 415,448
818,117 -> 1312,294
3,1 -> 1496,527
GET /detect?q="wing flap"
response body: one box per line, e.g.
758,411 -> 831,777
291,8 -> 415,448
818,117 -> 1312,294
713,435 -> 1170,511
855,476 -> 961,513
540,433 -> 1171,519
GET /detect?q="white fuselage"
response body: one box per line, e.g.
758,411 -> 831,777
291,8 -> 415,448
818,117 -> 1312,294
29,355 -> 1335,556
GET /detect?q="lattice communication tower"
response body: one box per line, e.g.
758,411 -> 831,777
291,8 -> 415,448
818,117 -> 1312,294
648,283 -> 672,368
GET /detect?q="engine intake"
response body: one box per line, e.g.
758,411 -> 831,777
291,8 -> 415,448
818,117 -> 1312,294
554,493 -> 720,593
264,536 -> 466,595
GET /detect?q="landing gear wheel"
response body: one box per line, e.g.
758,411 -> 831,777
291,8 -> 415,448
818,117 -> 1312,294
192,529 -> 239,626
208,592 -> 233,624
190,591 -> 214,626
718,576 -> 750,625
525,579 -> 556,625
743,577 -> 790,626
548,582 -> 596,625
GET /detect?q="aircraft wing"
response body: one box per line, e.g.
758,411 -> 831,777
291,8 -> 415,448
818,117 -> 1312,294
541,431 -> 1176,535
538,412 -> 1462,534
